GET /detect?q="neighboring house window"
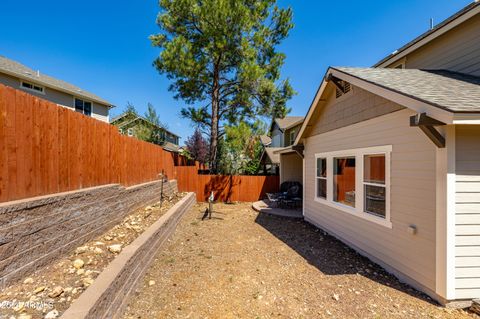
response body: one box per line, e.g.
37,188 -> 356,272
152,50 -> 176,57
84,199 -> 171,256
315,157 -> 327,199
127,128 -> 133,137
74,98 -> 92,116
314,145 -> 391,228
21,81 -> 44,94
118,128 -> 123,134
290,130 -> 295,146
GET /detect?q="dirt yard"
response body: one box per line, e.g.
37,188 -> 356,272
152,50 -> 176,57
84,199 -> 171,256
123,202 -> 477,319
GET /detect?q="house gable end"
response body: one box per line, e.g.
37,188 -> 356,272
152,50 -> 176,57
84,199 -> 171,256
304,83 -> 405,139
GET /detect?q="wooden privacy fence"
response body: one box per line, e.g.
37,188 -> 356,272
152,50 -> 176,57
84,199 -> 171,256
0,84 -> 279,203
0,84 -> 180,202
175,166 -> 279,202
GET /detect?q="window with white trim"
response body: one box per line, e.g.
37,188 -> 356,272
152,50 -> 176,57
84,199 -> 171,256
363,154 -> 386,218
21,81 -> 44,94
74,98 -> 92,116
316,157 -> 327,199
127,128 -> 133,137
314,146 -> 392,228
334,157 -> 356,208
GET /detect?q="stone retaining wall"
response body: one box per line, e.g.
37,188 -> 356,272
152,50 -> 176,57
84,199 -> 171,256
61,192 -> 196,319
0,179 -> 177,288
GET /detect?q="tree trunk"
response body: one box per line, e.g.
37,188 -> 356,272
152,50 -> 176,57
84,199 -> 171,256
209,71 -> 220,173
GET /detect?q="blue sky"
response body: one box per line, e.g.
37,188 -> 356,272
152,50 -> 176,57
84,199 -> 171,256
0,0 -> 472,143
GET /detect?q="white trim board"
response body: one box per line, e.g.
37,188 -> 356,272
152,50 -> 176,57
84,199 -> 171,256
313,145 -> 393,229
435,125 -> 456,300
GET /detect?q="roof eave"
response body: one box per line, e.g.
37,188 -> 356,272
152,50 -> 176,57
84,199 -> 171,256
293,66 -> 480,146
329,67 -> 455,124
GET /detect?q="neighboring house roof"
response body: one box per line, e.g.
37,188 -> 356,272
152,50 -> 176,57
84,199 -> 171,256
0,55 -> 113,107
261,147 -> 282,164
295,66 -> 480,145
162,141 -> 180,153
332,67 -> 480,113
273,145 -> 297,155
275,116 -> 304,131
259,135 -> 272,146
111,112 -> 181,139
374,2 -> 480,68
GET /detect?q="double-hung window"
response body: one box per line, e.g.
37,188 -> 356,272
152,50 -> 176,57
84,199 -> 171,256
314,146 -> 391,228
316,157 -> 327,199
363,154 -> 386,218
74,98 -> 92,116
290,130 -> 296,146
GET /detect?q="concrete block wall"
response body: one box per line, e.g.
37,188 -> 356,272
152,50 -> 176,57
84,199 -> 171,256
0,179 -> 177,288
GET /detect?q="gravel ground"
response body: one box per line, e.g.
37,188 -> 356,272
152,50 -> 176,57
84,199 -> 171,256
0,193 -> 185,319
124,202 -> 477,319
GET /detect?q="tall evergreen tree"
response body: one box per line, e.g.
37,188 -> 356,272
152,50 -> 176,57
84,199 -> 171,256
151,0 -> 294,172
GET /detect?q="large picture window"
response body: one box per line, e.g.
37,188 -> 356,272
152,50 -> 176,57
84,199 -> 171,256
334,157 -> 356,207
313,146 -> 391,228
316,157 -> 327,199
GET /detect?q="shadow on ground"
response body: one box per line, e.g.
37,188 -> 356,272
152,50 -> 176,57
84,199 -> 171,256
254,211 -> 438,306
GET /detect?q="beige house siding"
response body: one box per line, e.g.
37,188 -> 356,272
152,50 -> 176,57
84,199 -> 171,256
455,125 -> 480,299
304,108 -> 438,297
280,153 -> 303,184
0,72 -> 110,122
388,14 -> 480,76
306,84 -> 404,137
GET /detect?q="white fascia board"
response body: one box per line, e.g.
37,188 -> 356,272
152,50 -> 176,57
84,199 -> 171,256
452,114 -> 480,124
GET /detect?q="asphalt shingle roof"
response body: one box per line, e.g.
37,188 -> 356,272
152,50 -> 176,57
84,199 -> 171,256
0,55 -> 112,106
259,135 -> 272,146
275,116 -> 304,130
262,147 -> 281,164
333,67 -> 480,113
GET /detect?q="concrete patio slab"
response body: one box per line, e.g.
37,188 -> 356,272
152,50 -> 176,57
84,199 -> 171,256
252,199 -> 303,218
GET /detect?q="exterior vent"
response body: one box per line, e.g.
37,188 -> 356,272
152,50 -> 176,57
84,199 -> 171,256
335,80 -> 352,98
336,86 -> 343,98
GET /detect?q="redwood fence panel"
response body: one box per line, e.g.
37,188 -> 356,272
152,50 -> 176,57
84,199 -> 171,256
175,167 -> 279,202
0,84 -> 279,203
